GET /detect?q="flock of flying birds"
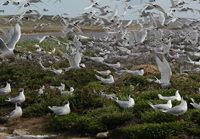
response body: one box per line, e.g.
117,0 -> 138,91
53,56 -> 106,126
1,0 -> 200,125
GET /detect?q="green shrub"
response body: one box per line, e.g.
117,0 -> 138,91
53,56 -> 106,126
123,122 -> 195,139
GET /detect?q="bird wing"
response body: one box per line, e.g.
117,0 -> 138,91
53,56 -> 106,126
0,38 -> 9,53
8,23 -> 21,50
161,56 -> 172,84
159,11 -> 165,26
107,4 -> 118,20
58,50 -> 77,67
165,106 -> 185,115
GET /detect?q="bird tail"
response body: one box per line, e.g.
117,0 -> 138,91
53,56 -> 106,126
48,106 -> 52,110
148,101 -> 158,111
95,74 -> 103,81
160,109 -> 167,113
158,94 -> 163,99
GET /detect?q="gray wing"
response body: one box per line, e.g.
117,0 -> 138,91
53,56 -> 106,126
161,56 -> 172,83
166,106 -> 185,115
58,50 -> 76,66
8,23 -> 21,50
0,38 -> 9,52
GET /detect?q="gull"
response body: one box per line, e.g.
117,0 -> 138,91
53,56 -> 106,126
84,0 -> 100,10
126,68 -> 145,76
115,94 -> 135,109
161,97 -> 187,122
94,69 -> 111,76
155,56 -> 172,88
6,104 -> 22,125
190,98 -> 200,109
58,50 -> 86,71
48,100 -> 70,115
61,87 -> 74,95
95,74 -> 114,84
5,88 -> 25,105
148,100 -> 172,111
0,82 -> 11,95
0,23 -> 21,61
0,1 -> 10,6
158,90 -> 181,101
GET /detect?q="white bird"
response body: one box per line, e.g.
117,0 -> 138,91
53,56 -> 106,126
190,98 -> 200,109
95,74 -> 114,84
94,69 -> 111,76
84,0 -> 100,10
48,100 -> 70,115
58,49 -> 86,71
148,100 -> 172,111
50,83 -> 65,92
126,68 -> 144,76
6,104 -> 22,125
107,4 -> 118,21
5,88 -> 25,104
161,97 -> 188,122
103,62 -> 120,69
61,87 -> 74,95
38,85 -> 45,97
0,24 -> 21,62
0,82 -> 11,95
101,90 -> 117,99
115,94 -> 135,109
155,56 -> 172,88
158,90 -> 181,101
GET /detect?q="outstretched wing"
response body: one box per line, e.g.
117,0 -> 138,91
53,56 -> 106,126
8,23 -> 21,50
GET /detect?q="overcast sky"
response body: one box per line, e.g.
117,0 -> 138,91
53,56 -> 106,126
1,0 -> 200,20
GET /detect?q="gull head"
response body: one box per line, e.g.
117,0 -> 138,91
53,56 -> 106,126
13,49 -> 21,54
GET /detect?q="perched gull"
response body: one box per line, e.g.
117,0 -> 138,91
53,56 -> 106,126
148,100 -> 172,111
190,98 -> 200,109
0,82 -> 11,95
48,100 -> 70,115
161,97 -> 188,122
5,88 -> 25,104
6,104 -> 22,125
158,90 -> 181,101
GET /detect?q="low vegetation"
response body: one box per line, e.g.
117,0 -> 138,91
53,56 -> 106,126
0,34 -> 200,139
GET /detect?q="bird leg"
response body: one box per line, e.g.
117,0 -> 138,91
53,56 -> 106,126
179,116 -> 182,122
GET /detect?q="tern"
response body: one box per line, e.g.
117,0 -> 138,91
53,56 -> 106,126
115,94 -> 135,109
58,50 -> 86,71
48,100 -> 70,115
155,56 -> 172,88
95,74 -> 114,84
126,68 -> 145,76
